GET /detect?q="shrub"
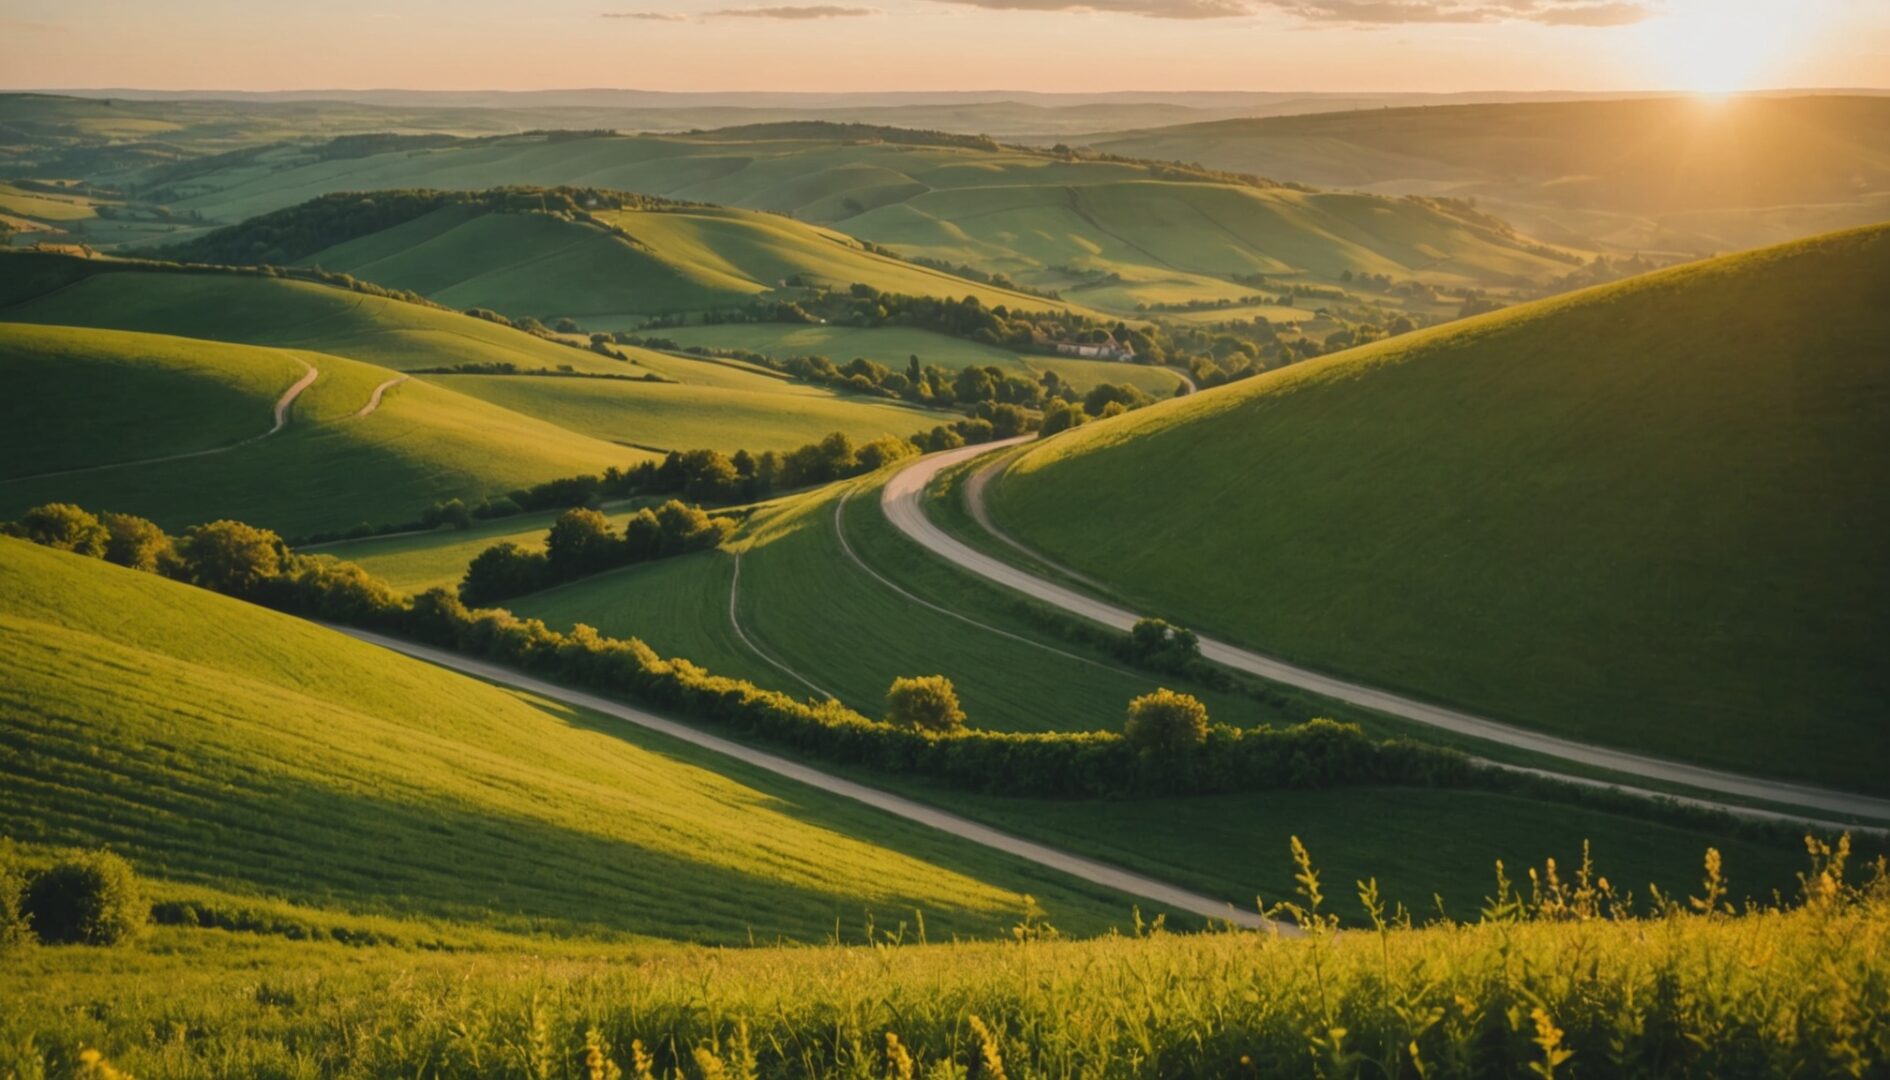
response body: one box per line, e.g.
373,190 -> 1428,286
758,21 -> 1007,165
0,850 -> 29,950
885,675 -> 967,733
1124,689 -> 1210,756
460,542 -> 551,606
177,520 -> 287,596
22,850 -> 146,945
1125,618 -> 1201,674
100,511 -> 174,572
545,507 -> 618,576
15,503 -> 108,556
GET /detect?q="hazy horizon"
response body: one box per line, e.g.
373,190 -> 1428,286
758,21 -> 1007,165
4,0 -> 1884,96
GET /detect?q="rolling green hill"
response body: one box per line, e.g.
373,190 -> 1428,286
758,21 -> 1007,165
987,224 -> 1890,793
0,255 -> 965,461
1091,96 -> 1890,255
0,536 -> 1131,943
0,320 -> 648,535
139,129 -> 1585,313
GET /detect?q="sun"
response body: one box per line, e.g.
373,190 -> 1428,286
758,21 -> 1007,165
1634,1 -> 1814,95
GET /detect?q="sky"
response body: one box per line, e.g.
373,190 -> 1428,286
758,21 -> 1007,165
2,0 -> 1884,93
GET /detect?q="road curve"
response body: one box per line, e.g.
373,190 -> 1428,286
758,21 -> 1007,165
883,439 -> 1890,826
331,625 -> 1272,930
1,356 -> 319,484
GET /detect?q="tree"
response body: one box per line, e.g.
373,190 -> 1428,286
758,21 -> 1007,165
1124,689 -> 1209,755
886,675 -> 966,733
177,520 -> 286,596
15,503 -> 108,556
621,508 -> 664,561
21,849 -> 145,945
460,542 -> 550,605
1126,618 -> 1201,673
1039,401 -> 1085,437
545,507 -> 618,577
99,512 -> 172,572
438,498 -> 473,531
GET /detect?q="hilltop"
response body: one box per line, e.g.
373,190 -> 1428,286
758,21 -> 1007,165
986,224 -> 1890,793
1090,95 -> 1890,254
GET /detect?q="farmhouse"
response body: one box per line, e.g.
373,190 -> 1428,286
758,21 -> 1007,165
1054,339 -> 1136,362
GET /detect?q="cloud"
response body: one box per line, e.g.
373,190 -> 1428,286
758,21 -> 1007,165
707,4 -> 878,15
603,4 -> 875,17
916,0 -> 1648,21
1255,0 -> 1653,24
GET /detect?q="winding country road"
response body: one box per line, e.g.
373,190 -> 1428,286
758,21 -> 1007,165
1,356 -> 319,483
882,439 -> 1890,827
332,625 -> 1271,930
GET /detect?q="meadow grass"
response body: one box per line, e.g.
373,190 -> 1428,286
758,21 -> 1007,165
0,322 -> 649,535
0,538 -> 1142,943
3,853 -> 1883,1079
991,225 -> 1890,794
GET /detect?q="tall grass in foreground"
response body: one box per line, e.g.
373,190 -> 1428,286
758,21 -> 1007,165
7,839 -> 1885,1079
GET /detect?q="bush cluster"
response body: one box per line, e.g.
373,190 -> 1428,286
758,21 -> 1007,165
460,502 -> 730,605
1,847 -> 147,947
8,503 -> 1484,800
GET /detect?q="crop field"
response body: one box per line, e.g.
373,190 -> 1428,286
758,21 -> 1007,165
0,322 -> 646,535
656,322 -> 1190,395
0,538 -> 1137,943
990,225 -> 1890,793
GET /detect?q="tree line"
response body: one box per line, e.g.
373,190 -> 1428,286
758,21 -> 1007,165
459,502 -> 729,606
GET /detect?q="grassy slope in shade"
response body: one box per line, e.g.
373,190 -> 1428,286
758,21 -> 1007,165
0,323 -> 304,478
991,225 -> 1890,793
0,538 -> 1132,941
0,322 -> 647,535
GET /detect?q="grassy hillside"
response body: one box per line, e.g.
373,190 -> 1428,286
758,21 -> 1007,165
657,322 -> 1189,395
154,188 -> 1073,318
0,537 -> 1135,943
0,256 -> 964,458
989,225 -> 1890,793
142,130 -> 1583,312
1093,96 -> 1890,254
0,321 -> 648,535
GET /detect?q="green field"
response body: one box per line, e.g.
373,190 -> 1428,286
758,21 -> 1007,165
439,371 -> 943,453
0,321 -> 648,535
139,128 -> 1586,314
295,199 -> 1070,322
0,537 -> 1137,943
656,322 -> 1190,395
0,256 -> 966,491
1093,96 -> 1890,255
988,225 -> 1890,794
